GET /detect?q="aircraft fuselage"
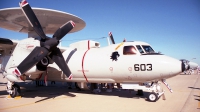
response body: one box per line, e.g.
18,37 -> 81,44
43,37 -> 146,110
1,38 -> 183,83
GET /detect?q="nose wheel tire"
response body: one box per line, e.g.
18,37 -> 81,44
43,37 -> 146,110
10,84 -> 21,98
148,92 -> 158,102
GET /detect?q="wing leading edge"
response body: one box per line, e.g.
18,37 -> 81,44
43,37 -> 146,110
0,38 -> 18,54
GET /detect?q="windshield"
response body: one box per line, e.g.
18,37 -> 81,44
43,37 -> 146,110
136,45 -> 144,53
142,45 -> 155,53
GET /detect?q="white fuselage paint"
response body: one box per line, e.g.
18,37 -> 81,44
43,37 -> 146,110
2,38 -> 182,83
43,41 -> 182,83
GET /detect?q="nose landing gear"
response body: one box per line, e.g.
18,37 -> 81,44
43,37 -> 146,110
121,81 -> 170,102
148,92 -> 158,102
146,82 -> 165,102
6,81 -> 21,98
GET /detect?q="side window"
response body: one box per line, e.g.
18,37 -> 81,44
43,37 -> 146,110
123,46 -> 137,55
136,45 -> 144,53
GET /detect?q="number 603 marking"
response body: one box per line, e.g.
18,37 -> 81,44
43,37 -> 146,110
134,64 -> 152,71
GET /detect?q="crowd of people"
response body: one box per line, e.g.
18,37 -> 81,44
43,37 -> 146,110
34,81 -> 125,94
184,66 -> 200,75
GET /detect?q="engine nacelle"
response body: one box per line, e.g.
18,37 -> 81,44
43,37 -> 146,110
36,56 -> 49,71
41,57 -> 49,66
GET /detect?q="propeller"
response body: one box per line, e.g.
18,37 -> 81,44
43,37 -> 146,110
109,32 -> 120,61
108,32 -> 115,44
15,0 -> 74,79
108,32 -> 126,45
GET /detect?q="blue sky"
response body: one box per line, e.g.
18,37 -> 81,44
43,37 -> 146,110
0,0 -> 200,65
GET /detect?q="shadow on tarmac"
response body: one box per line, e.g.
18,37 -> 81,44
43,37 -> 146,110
0,81 -> 150,102
188,87 -> 200,90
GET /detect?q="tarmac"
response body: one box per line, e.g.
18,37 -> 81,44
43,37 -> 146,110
0,71 -> 199,112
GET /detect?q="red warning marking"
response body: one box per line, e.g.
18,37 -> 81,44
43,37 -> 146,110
68,74 -> 73,80
109,32 -> 112,36
88,40 -> 90,50
20,0 -> 28,6
26,45 -> 34,49
128,67 -> 132,71
109,67 -> 113,71
13,68 -> 21,76
81,44 -> 90,82
44,71 -> 48,84
70,21 -> 75,27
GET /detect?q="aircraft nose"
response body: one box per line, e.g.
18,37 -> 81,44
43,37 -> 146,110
157,55 -> 184,79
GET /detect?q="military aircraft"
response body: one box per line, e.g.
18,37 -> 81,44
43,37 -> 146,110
0,0 -> 185,102
180,59 -> 198,74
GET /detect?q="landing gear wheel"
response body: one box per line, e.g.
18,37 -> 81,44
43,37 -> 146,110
148,92 -> 158,102
10,84 -> 21,98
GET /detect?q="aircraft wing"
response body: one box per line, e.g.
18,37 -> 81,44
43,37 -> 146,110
0,38 -> 18,55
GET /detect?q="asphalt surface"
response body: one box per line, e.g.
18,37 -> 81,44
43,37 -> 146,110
0,72 -> 199,112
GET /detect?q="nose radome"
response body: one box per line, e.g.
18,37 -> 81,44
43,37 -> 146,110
160,55 -> 183,78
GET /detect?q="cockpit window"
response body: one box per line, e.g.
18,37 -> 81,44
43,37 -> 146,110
123,46 -> 137,55
136,45 -> 144,53
142,45 -> 155,53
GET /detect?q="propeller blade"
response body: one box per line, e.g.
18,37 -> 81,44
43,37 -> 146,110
19,0 -> 46,40
53,21 -> 75,41
49,48 -> 72,77
109,32 -> 115,44
17,47 -> 49,76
